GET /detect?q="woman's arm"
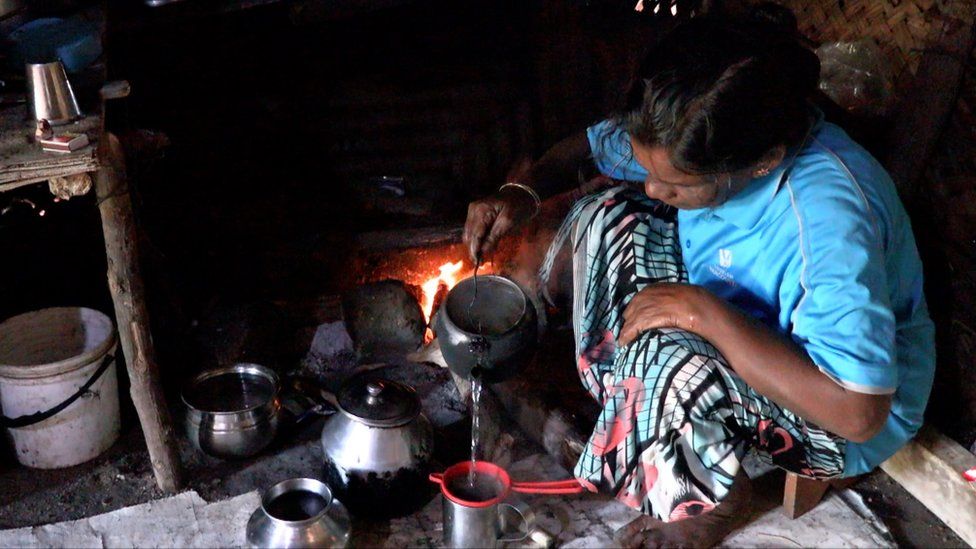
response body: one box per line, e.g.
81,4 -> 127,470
464,131 -> 593,261
618,283 -> 892,442
517,131 -> 594,199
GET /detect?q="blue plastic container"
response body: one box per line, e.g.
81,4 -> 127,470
8,17 -> 102,74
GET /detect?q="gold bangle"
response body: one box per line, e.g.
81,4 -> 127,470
499,182 -> 541,217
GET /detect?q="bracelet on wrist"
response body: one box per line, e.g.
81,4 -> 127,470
499,182 -> 541,217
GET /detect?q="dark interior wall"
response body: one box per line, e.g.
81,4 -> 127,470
100,0 -> 659,307
0,190 -> 111,322
98,0 -> 660,380
110,0 -> 543,312
2,1 -> 974,449
0,0 -> 666,393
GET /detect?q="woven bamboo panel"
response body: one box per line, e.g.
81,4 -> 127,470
777,0 -> 974,79
778,0 -> 976,180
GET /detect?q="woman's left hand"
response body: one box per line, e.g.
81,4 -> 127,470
618,283 -> 720,347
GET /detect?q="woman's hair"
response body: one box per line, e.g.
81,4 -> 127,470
609,5 -> 820,174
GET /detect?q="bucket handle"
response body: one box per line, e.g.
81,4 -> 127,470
0,353 -> 116,429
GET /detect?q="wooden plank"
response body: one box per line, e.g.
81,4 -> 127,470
880,425 -> 976,547
0,104 -> 101,190
95,133 -> 183,493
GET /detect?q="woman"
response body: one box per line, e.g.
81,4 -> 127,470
463,13 -> 935,548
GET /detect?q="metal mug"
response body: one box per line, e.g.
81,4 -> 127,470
430,461 -> 537,548
25,60 -> 81,125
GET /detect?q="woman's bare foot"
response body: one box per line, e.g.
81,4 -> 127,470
615,471 -> 754,548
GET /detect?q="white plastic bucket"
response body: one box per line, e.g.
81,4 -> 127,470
0,307 -> 120,468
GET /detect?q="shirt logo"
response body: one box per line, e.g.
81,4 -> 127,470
719,248 -> 733,268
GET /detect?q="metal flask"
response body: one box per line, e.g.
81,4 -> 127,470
320,375 -> 434,518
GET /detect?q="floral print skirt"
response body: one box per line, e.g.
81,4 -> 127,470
539,185 -> 846,522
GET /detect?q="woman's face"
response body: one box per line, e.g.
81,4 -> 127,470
630,138 -> 744,210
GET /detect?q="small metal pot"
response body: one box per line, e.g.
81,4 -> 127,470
183,363 -> 281,459
320,374 -> 434,518
246,477 -> 350,549
433,275 -> 538,383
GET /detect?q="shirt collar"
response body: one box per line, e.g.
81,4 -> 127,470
688,168 -> 784,230
684,108 -> 825,231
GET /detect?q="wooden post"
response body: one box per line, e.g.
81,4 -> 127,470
783,473 -> 861,519
782,473 -> 830,519
95,133 -> 183,492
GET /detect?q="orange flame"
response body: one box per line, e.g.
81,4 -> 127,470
419,260 -> 494,343
421,261 -> 464,324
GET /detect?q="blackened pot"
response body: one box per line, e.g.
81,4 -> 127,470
433,275 -> 538,383
320,375 -> 434,518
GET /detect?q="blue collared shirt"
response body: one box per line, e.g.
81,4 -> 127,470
586,114 -> 935,476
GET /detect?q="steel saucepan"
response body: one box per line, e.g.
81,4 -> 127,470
183,363 -> 281,459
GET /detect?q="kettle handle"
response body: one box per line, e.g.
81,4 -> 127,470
429,472 -> 444,485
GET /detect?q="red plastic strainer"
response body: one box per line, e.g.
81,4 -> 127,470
429,460 -> 584,508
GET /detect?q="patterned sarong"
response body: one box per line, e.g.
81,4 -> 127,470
539,185 -> 846,522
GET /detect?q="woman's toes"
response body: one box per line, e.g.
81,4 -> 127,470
614,515 -> 658,548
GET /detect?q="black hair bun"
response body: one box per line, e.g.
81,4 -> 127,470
786,45 -> 822,97
742,3 -> 820,98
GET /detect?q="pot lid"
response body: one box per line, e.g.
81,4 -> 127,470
336,375 -> 420,427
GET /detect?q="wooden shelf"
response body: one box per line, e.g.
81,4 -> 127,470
0,104 -> 101,194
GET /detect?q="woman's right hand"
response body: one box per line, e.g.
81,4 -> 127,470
462,185 -> 537,263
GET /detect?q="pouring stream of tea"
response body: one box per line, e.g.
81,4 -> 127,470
468,260 -> 484,487
469,371 -> 483,486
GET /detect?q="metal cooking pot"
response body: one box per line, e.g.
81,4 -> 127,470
320,374 -> 434,518
433,275 -> 537,383
183,363 -> 281,459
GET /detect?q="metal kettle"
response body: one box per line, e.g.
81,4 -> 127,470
433,275 -> 538,383
320,374 -> 434,518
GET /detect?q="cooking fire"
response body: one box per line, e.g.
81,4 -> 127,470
419,260 -> 493,342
